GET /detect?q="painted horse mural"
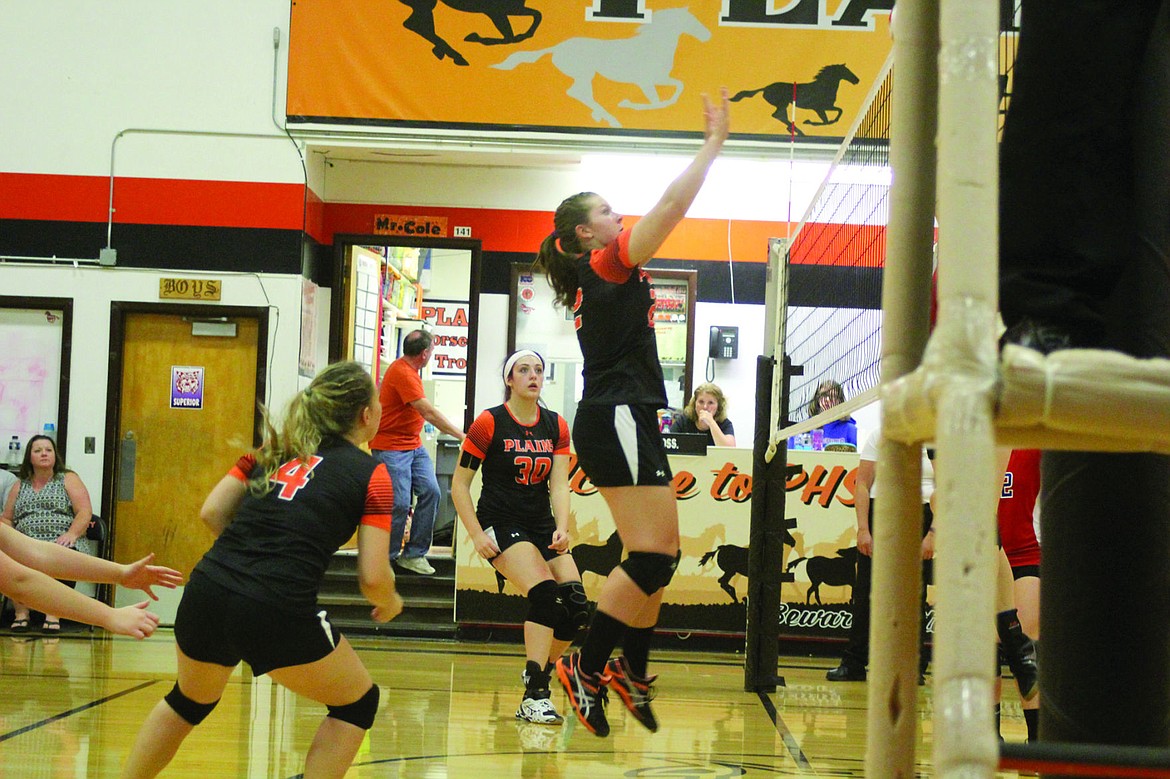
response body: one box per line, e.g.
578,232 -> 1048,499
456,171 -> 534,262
730,64 -> 860,135
398,0 -> 542,67
494,7 -> 710,128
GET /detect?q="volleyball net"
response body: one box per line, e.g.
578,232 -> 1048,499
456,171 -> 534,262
768,2 -> 1021,458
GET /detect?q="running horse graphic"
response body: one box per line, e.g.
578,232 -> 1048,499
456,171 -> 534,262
494,7 -> 711,128
730,64 -> 860,136
397,0 -> 542,67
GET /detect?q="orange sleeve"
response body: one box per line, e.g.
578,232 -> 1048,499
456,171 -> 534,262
554,415 -> 571,456
229,453 -> 257,482
462,411 -> 495,461
589,229 -> 634,284
360,464 -> 394,531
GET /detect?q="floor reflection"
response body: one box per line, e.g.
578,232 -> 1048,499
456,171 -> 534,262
0,635 -> 972,778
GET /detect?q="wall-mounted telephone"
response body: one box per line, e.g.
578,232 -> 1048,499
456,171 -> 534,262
709,326 -> 739,359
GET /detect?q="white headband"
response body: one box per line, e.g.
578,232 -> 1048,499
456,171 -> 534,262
503,349 -> 544,382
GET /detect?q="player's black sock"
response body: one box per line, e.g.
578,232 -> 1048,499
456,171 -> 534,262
579,610 -> 627,677
524,660 -> 548,692
1024,708 -> 1039,742
621,626 -> 654,678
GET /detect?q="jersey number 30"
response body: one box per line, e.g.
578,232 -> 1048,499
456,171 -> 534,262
273,456 -> 324,500
514,456 -> 552,486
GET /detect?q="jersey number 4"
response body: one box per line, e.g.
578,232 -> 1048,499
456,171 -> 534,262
273,456 -> 324,500
514,456 -> 552,486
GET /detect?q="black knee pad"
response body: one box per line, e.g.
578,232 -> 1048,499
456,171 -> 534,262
164,683 -> 219,726
327,684 -> 380,730
525,579 -> 560,629
621,551 -> 680,596
553,580 -> 590,641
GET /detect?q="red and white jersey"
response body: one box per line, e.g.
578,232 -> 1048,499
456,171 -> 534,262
998,449 -> 1041,568
462,404 -> 571,531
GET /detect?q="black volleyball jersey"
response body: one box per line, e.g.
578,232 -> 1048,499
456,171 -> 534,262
573,230 -> 668,407
462,404 -> 571,531
194,437 -> 393,614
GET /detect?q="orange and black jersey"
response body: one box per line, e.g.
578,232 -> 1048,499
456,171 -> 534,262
461,404 -> 570,532
195,437 -> 393,614
574,230 -> 667,407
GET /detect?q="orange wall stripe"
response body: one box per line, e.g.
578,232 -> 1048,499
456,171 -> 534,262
3,173 -> 884,266
2,173 -> 305,231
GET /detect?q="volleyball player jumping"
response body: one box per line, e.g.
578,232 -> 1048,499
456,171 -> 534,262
534,88 -> 731,737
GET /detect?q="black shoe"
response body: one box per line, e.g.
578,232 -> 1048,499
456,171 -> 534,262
999,317 -> 1078,355
606,656 -> 658,732
555,653 -> 610,737
826,663 -> 866,682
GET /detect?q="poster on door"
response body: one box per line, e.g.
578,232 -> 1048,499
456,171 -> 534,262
420,300 -> 469,376
287,0 -> 894,139
170,366 -> 205,410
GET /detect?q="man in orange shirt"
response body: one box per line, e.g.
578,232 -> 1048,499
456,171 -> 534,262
369,329 -> 465,575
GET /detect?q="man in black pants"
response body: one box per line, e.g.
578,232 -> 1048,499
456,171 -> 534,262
999,0 -> 1170,758
826,428 -> 933,683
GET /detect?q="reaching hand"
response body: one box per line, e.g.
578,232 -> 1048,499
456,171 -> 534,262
119,553 -> 184,600
106,601 -> 161,640
372,591 -> 404,623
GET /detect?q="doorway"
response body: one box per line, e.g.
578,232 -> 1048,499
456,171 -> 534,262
103,304 -> 268,591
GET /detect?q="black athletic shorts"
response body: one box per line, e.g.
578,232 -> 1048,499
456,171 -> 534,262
175,571 -> 342,676
1010,564 -> 1040,580
573,403 -> 673,487
484,523 -> 564,562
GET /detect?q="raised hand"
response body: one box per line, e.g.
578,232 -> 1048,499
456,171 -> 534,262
702,87 -> 731,146
119,553 -> 184,600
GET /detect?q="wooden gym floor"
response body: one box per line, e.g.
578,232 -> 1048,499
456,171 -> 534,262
0,629 -> 1032,778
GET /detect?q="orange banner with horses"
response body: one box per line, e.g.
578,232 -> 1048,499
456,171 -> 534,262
287,0 -> 894,140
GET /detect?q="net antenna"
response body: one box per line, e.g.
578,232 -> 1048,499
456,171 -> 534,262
767,53 -> 895,461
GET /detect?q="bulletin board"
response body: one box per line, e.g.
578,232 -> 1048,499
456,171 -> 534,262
0,298 -> 72,462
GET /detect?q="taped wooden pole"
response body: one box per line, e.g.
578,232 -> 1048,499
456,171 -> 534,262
865,0 -> 938,776
931,1 -> 1002,776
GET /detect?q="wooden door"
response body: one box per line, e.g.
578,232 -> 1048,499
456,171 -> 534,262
112,312 -> 260,577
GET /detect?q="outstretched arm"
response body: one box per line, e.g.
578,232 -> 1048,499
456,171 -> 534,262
627,88 -> 730,267
0,550 -> 161,639
0,523 -> 182,597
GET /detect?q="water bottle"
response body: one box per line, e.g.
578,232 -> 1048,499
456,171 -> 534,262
42,423 -> 56,441
7,436 -> 20,468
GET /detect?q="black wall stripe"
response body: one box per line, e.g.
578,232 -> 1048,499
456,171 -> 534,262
3,220 -> 882,310
2,219 -> 304,274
